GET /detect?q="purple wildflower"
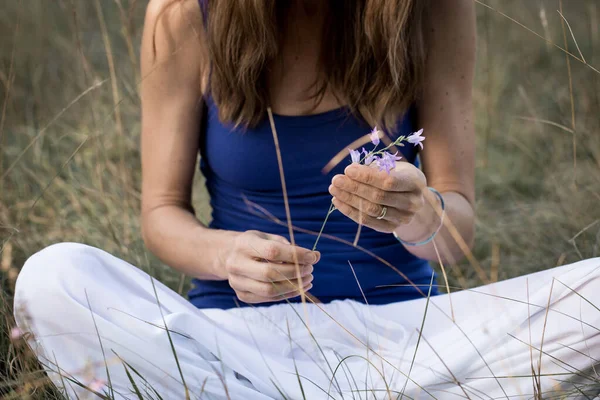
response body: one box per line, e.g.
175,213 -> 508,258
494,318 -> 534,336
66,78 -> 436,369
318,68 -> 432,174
348,148 -> 361,164
88,379 -> 106,392
369,127 -> 381,146
362,149 -> 378,166
407,129 -> 425,150
376,151 -> 402,174
9,327 -> 22,341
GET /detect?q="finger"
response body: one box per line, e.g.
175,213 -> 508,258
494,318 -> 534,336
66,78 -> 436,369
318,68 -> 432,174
249,231 -> 291,245
329,186 -> 415,224
228,258 -> 314,282
331,175 -> 394,207
344,163 -> 420,192
332,197 -> 399,233
329,183 -> 420,219
329,184 -> 384,218
235,280 -> 314,304
230,273 -> 314,298
257,233 -> 322,263
331,175 -> 422,211
244,235 -> 319,265
264,233 -> 291,245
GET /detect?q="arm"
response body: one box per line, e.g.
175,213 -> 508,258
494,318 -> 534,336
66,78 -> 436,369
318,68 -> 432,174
329,0 -> 475,264
140,0 -> 231,280
393,0 -> 476,262
140,0 -> 319,301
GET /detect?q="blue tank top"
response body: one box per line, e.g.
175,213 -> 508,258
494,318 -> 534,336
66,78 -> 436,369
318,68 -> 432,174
188,96 -> 438,309
189,0 -> 437,309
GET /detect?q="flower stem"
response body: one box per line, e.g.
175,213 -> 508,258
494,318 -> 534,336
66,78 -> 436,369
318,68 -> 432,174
316,135 -> 409,249
358,136 -> 407,164
374,136 -> 406,154
313,202 -> 336,251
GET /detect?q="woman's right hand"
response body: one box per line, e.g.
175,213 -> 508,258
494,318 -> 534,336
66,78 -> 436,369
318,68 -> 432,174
220,230 -> 320,304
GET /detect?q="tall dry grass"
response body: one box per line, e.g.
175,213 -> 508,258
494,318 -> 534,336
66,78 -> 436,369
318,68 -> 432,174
0,0 -> 599,398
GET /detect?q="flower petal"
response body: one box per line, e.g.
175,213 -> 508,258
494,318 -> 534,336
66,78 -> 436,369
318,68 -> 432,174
348,148 -> 361,164
9,327 -> 22,341
407,129 -> 425,149
369,127 -> 381,146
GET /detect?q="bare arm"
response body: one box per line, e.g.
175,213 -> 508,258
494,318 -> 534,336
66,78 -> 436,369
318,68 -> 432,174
330,0 -> 475,263
393,0 -> 476,262
140,0 -> 319,302
140,0 -> 231,280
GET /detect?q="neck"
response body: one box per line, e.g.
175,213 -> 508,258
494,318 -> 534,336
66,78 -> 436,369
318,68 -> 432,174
290,0 -> 328,16
282,1 -> 329,35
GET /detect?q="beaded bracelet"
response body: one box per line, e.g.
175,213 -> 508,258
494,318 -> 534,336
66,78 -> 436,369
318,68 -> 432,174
393,187 -> 445,246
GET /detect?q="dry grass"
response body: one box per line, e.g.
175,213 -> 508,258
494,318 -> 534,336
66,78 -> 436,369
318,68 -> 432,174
0,0 -> 599,398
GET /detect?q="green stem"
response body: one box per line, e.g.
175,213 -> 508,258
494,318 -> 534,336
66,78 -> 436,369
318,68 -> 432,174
358,136 -> 407,163
313,202 -> 336,251
312,135 -> 409,251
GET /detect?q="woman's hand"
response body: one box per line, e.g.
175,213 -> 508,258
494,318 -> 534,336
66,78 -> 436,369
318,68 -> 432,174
220,230 -> 320,304
329,162 -> 428,233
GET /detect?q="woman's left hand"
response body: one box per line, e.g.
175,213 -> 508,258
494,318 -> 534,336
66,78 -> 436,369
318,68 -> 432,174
329,162 -> 427,233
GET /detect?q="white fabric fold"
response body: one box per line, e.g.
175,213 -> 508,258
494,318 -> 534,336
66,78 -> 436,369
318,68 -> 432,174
14,243 -> 600,399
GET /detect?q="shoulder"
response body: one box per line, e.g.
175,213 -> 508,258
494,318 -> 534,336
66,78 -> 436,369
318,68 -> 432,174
143,0 -> 205,62
145,0 -> 202,28
421,0 -> 476,82
423,0 -> 476,50
423,0 -> 474,21
141,0 -> 207,91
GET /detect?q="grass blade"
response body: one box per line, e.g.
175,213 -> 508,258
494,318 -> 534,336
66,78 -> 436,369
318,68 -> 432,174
114,353 -> 165,400
149,276 -> 190,400
399,272 -> 435,399
286,320 -> 307,400
84,290 -> 114,399
122,361 -> 144,400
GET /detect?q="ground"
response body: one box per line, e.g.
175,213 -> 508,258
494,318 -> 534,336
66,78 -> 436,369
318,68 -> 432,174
0,0 -> 599,398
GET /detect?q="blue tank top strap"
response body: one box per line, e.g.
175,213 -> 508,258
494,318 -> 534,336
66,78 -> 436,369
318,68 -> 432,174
198,0 -> 208,27
197,0 -> 209,160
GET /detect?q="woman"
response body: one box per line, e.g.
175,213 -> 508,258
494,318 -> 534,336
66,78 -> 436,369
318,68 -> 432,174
14,0 -> 600,398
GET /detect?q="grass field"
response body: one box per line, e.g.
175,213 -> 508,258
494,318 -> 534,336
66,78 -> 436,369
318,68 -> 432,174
1,0 -> 599,398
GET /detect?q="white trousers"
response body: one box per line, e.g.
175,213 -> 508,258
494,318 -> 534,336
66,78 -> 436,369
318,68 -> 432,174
13,243 -> 600,399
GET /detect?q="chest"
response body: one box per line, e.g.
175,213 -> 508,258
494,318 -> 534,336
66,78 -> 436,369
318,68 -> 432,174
267,62 -> 341,117
266,11 -> 340,116
201,100 -> 418,194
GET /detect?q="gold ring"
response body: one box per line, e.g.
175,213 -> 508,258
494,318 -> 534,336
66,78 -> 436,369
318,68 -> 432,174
376,206 -> 387,220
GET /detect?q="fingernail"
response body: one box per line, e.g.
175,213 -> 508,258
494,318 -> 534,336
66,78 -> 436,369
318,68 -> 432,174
344,165 -> 357,178
302,282 -> 313,290
332,175 -> 344,187
304,253 -> 317,264
303,265 -> 314,276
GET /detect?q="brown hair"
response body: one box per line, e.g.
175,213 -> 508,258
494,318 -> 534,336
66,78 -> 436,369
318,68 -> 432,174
167,0 -> 427,132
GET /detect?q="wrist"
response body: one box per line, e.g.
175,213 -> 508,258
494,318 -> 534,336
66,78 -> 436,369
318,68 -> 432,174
196,227 -> 239,280
393,187 -> 444,245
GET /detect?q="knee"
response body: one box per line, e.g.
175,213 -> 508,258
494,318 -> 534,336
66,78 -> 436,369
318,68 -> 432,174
569,257 -> 600,286
580,257 -> 600,294
14,243 -> 101,322
553,257 -> 600,311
